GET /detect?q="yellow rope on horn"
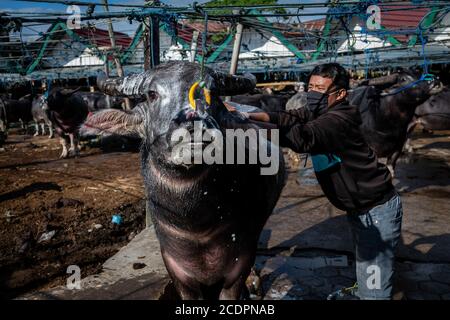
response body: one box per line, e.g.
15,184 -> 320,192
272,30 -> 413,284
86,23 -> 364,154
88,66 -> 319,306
203,88 -> 211,105
189,81 -> 200,110
189,81 -> 212,110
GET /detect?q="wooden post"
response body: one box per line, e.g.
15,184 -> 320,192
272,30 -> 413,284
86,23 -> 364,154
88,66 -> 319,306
229,15 -> 244,75
102,0 -> 131,110
226,10 -> 244,102
190,30 -> 200,63
103,52 -> 111,109
143,19 -> 151,71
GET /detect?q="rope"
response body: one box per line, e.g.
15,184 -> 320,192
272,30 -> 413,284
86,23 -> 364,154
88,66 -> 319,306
191,2 -> 208,82
1,1 -> 450,78
327,282 -> 358,300
381,73 -> 434,97
418,28 -> 429,75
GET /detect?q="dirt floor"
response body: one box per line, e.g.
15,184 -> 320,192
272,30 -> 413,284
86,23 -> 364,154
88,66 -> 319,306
0,129 -> 146,299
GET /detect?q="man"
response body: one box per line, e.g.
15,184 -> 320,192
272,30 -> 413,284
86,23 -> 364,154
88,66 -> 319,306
244,63 -> 403,300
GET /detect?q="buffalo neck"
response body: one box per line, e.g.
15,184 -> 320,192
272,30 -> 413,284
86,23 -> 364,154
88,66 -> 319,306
141,150 -> 232,230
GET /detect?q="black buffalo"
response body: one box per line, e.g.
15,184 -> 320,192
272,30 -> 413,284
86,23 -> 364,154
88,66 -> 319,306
404,87 -> 450,152
353,72 -> 442,175
46,89 -> 129,157
80,61 -> 285,300
0,94 -> 33,129
76,91 -> 125,112
46,88 -> 89,158
0,94 -> 33,144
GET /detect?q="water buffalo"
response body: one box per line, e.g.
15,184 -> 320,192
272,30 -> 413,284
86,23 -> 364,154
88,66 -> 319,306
80,61 -> 285,300
46,88 -> 88,158
46,89 -> 136,157
31,95 -> 54,138
76,91 -> 125,112
353,72 -> 442,175
403,87 -> 450,152
0,94 -> 33,131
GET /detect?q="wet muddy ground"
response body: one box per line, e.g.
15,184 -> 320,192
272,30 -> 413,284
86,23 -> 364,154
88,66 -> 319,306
0,130 -> 146,299
1,129 -> 450,300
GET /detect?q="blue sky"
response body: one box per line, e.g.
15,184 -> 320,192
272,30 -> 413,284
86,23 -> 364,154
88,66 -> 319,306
1,0 -> 327,41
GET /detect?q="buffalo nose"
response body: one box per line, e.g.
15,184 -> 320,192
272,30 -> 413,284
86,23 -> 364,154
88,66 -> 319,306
186,111 -> 198,120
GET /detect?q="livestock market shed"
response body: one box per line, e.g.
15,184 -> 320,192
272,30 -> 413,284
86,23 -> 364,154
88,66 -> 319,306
0,0 -> 450,310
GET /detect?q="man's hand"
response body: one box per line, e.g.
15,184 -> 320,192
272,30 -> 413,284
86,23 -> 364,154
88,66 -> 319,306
247,112 -> 271,123
223,102 -> 270,122
223,102 -> 237,112
224,102 -> 249,120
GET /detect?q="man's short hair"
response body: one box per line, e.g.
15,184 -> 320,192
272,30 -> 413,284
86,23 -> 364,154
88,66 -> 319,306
309,63 -> 350,91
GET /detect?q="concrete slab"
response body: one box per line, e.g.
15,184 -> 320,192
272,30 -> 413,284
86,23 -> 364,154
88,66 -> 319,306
20,227 -> 172,300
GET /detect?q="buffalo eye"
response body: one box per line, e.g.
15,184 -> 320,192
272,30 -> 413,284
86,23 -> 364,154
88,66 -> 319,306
145,91 -> 158,104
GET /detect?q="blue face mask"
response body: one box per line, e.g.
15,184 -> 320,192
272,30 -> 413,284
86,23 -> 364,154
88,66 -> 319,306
306,90 -> 329,117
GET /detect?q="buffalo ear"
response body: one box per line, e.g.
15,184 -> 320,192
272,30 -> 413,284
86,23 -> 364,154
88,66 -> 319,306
80,109 -> 144,138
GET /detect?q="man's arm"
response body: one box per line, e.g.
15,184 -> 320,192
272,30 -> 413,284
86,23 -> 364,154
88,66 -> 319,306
247,108 -> 312,128
277,112 -> 351,154
246,108 -> 347,154
267,108 -> 312,128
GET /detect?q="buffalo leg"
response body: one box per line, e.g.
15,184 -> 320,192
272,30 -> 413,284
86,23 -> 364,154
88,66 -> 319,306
219,275 -> 246,300
220,253 -> 256,300
48,122 -> 54,139
68,133 -> 80,156
387,150 -> 402,179
161,253 -> 202,299
59,136 -> 70,158
33,122 -> 40,136
405,120 -> 418,153
20,119 -> 25,130
74,134 -> 80,156
171,278 -> 202,300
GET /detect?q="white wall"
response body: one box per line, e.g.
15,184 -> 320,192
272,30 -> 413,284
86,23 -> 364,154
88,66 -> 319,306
431,12 -> 450,44
239,29 -> 294,59
43,39 -> 104,68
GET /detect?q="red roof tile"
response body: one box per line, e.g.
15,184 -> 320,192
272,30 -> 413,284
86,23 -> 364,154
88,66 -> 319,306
73,27 -> 132,49
181,20 -> 230,33
302,18 -> 326,31
378,4 -> 430,41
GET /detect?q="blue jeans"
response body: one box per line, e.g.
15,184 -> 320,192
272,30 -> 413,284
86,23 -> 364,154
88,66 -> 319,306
347,193 -> 403,300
